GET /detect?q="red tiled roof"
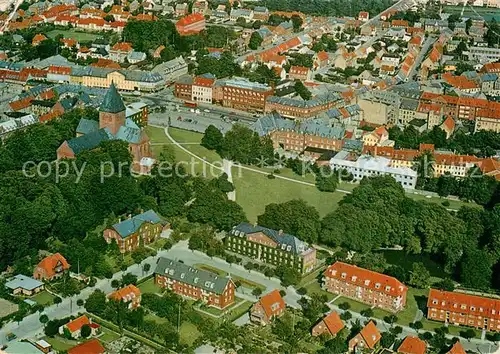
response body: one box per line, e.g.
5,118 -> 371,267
32,33 -> 47,44
427,289 -> 500,320
359,321 -> 381,349
91,58 -> 121,69
289,65 -> 310,75
153,45 -> 165,58
68,339 -> 105,354
111,42 -> 133,52
48,65 -> 71,75
441,116 -> 455,131
60,37 -> 77,47
447,341 -> 467,354
77,17 -> 105,26
317,50 -> 329,62
66,315 -> 91,333
324,262 -> 407,297
481,62 -> 500,73
35,253 -> 70,278
108,284 -> 141,302
9,96 -> 33,111
397,336 -> 427,354
322,311 -> 344,335
259,289 -> 285,318
135,13 -> 156,21
193,76 -> 215,87
478,157 -> 500,179
176,13 -> 204,26
391,19 -> 408,27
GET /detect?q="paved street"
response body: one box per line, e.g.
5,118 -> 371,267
0,240 -> 299,346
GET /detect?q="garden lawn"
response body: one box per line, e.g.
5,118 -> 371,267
179,321 -> 201,346
304,280 -> 335,302
99,328 -> 121,343
145,313 -> 169,324
227,300 -> 253,322
30,291 -> 55,306
46,29 -> 99,41
138,278 -> 162,294
42,336 -> 78,352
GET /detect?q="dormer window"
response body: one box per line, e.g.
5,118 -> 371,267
471,306 -> 475,312
432,299 -> 438,305
332,270 -> 337,276
461,304 -> 467,310
351,276 -> 357,282
341,272 -> 347,279
385,286 -> 391,292
375,283 -> 381,289
364,280 -> 370,286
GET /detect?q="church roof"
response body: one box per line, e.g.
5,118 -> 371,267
100,83 -> 126,113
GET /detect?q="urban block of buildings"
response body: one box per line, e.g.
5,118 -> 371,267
154,257 -> 235,309
323,262 -> 408,312
226,222 -> 317,274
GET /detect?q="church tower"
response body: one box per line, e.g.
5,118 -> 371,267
99,83 -> 126,135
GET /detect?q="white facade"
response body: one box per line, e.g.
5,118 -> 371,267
330,151 -> 417,189
465,47 -> 500,62
192,85 -> 213,103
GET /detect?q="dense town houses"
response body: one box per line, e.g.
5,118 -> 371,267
225,222 -> 317,274
154,257 -> 235,309
427,289 -> 500,332
323,262 -> 408,312
102,210 -> 169,253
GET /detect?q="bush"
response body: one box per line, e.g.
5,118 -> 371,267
279,290 -> 286,297
273,169 -> 281,174
442,200 -> 450,207
297,287 -> 308,295
267,174 -> 275,179
338,302 -> 351,311
252,288 -> 263,296
340,311 -> 352,321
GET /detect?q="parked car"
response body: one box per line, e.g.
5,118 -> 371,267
204,109 -> 210,113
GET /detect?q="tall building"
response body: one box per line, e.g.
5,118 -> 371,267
154,257 -> 235,309
323,262 -> 408,312
225,222 -> 316,274
57,83 -> 154,173
427,289 -> 500,332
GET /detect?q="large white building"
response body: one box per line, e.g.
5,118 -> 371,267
330,151 -> 417,189
465,47 -> 500,62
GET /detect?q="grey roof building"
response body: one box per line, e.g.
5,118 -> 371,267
5,275 -> 44,292
112,210 -> 164,238
66,128 -> 112,154
154,257 -> 232,295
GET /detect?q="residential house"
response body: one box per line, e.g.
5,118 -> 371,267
440,116 -> 455,139
362,126 -> 394,147
250,289 -> 286,325
397,336 -> 427,354
348,321 -> 381,353
175,3 -> 188,17
108,284 -> 141,309
314,51 -> 329,70
33,253 -> 70,281
288,65 -> 312,81
127,51 -> 146,64
358,11 -> 369,22
446,341 -> 467,354
312,311 -> 344,337
109,42 -> 133,63
68,339 -> 105,354
59,315 -> 100,339
152,56 -> 188,83
323,262 -> 408,312
427,288 -> 500,332
5,274 -> 44,295
226,222 -> 317,274
103,210 -> 168,253
32,33 -> 47,46
230,8 -> 253,22
176,13 -> 206,36
154,257 -> 235,309
253,6 -> 269,21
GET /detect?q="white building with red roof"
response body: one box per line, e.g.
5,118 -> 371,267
175,13 -> 206,36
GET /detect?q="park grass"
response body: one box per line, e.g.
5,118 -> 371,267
42,336 -> 78,352
46,29 -> 99,41
138,278 -> 162,295
30,291 -> 55,306
179,321 -> 201,346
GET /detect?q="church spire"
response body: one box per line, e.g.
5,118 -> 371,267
100,82 -> 126,114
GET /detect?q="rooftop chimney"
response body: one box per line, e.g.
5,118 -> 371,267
278,229 -> 283,236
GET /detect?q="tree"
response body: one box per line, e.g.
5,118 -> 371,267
81,324 -> 92,338
143,263 -> 151,275
294,80 -> 312,100
380,332 -> 396,348
201,125 -> 223,152
291,15 -> 303,31
360,308 -> 374,318
460,328 -> 476,341
338,302 -> 351,311
76,299 -> 84,306
248,31 -> 263,50
412,321 -> 423,332
434,278 -> 455,291
315,165 -> 338,192
460,248 -> 492,290
39,314 -> 49,326
409,262 -> 431,289
340,311 -> 352,321
54,297 -> 62,306
85,290 -> 107,315
384,314 -> 398,326
111,279 -> 120,289
122,272 -> 138,286
252,288 -> 263,296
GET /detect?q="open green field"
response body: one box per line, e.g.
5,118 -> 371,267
443,5 -> 500,21
138,278 -> 163,295
303,280 -> 335,301
30,291 -> 55,306
46,29 -> 99,41
179,321 -> 201,346
99,328 -> 121,343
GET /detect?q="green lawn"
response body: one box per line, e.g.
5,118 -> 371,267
227,300 -> 253,322
138,278 -> 162,294
179,321 -> 201,346
397,287 -> 428,326
30,291 -> 55,306
46,29 -> 99,41
145,313 -> 169,324
99,328 -> 121,343
304,280 -> 335,301
42,336 -> 78,352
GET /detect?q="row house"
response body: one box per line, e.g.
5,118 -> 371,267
226,222 -> 317,274
288,65 -> 312,81
323,261 -> 408,312
427,289 -> 500,332
154,257 -> 235,309
264,93 -> 342,119
253,112 -> 345,154
103,210 -> 168,253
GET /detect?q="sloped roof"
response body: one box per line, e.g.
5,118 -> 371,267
68,339 -> 105,354
322,311 -> 344,335
397,336 -> 427,354
258,290 -> 285,318
76,118 -> 99,135
5,274 -> 43,291
447,341 -> 466,354
67,128 -> 112,155
35,253 -> 70,278
108,284 -> 141,302
428,289 -> 500,320
66,315 -> 91,333
231,222 -> 312,255
112,210 -> 162,238
100,83 -> 125,113
359,321 -> 381,349
154,257 -> 232,295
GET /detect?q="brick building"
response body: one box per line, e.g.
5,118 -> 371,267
427,289 -> 500,332
264,93 -> 342,119
108,284 -> 142,309
323,262 -> 408,312
33,253 -> 70,281
176,13 -> 206,36
214,77 -> 274,112
253,112 -> 345,154
348,320 -> 381,352
397,336 -> 427,354
154,258 -> 234,309
312,311 -> 344,337
250,289 -> 286,325
103,210 -> 169,253
288,65 -> 312,81
225,222 -> 317,274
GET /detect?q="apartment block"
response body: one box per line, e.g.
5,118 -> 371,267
323,262 -> 408,312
